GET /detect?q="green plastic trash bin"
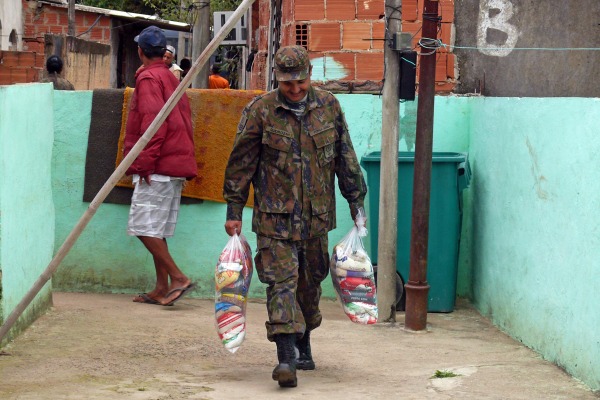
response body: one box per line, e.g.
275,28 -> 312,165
360,151 -> 471,312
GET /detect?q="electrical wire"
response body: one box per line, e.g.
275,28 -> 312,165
446,43 -> 600,51
418,37 -> 441,55
77,14 -> 103,37
400,56 -> 416,66
418,38 -> 600,52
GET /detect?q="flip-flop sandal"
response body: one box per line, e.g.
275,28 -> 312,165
162,283 -> 197,306
133,293 -> 159,304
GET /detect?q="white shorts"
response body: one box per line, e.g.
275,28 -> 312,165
127,179 -> 183,239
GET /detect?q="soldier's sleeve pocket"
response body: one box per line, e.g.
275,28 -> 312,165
311,123 -> 337,166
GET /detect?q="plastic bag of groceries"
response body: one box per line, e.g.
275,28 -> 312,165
330,207 -> 378,324
215,233 -> 253,353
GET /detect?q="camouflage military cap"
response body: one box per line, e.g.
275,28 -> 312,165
274,45 -> 310,81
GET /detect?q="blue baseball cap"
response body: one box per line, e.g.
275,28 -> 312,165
134,26 -> 166,51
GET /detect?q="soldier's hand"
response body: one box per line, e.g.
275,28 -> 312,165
225,220 -> 242,236
355,217 -> 367,229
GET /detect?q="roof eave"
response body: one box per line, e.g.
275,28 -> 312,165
37,0 -> 191,31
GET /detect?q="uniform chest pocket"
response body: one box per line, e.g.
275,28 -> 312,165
311,124 -> 337,167
263,126 -> 293,169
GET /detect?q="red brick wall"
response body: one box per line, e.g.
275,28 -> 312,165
290,0 -> 385,91
403,0 -> 456,93
9,1 -> 112,87
248,0 -> 269,90
249,0 -> 456,93
22,0 -> 112,53
0,51 -> 44,85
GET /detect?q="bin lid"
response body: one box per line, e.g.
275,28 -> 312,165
360,151 -> 471,190
361,151 -> 467,163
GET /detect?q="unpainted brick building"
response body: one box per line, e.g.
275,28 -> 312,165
247,0 -> 456,94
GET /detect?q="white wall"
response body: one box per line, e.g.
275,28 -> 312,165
0,0 -> 24,51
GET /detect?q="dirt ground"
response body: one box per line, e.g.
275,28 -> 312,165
0,292 -> 597,400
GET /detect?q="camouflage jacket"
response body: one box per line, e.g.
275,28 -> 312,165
40,75 -> 75,90
223,86 -> 367,241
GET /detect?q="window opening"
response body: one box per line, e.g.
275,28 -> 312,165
295,24 -> 308,48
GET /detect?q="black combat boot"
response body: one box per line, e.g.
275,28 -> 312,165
272,334 -> 297,387
296,330 -> 315,370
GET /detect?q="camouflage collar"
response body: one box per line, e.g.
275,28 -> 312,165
275,86 -> 320,112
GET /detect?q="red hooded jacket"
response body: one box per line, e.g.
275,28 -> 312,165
123,61 -> 197,179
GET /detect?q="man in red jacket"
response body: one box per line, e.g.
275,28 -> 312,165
124,25 -> 197,306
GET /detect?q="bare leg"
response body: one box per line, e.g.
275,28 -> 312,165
145,241 -> 170,299
138,236 -> 191,303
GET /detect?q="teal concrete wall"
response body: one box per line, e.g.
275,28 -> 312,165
7,85 -> 598,390
468,97 -> 600,390
49,93 -> 388,300
0,84 -> 55,343
50,93 -> 471,301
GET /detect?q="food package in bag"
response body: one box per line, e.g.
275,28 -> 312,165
330,207 -> 378,324
215,233 -> 253,353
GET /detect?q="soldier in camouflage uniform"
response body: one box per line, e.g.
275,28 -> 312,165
223,45 -> 367,388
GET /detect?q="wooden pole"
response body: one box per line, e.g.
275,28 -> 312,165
377,0 -> 402,323
0,0 -> 256,344
192,0 -> 211,88
404,0 -> 439,331
68,0 -> 75,37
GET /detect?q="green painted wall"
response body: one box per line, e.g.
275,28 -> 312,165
468,97 -> 600,391
0,83 -> 55,344
8,85 -> 598,390
49,93 -> 390,299
50,93 -> 471,301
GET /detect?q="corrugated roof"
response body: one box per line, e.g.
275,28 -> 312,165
38,0 -> 191,31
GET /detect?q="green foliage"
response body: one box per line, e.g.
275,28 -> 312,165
141,0 -> 185,21
432,370 -> 461,379
210,0 -> 240,12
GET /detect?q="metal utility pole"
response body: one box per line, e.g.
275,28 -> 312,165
192,0 -> 211,88
68,0 -> 75,36
0,0 -> 256,344
404,0 -> 439,331
377,0 -> 402,323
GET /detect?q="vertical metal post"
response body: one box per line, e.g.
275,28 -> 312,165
377,0 -> 402,323
265,0 -> 282,91
404,0 -> 439,331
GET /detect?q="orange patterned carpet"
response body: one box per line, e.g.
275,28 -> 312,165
115,88 -> 263,205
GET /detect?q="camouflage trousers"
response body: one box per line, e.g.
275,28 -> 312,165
254,235 -> 330,342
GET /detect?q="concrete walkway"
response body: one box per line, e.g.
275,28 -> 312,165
0,292 -> 597,399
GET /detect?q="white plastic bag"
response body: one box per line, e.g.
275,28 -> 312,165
330,208 -> 378,324
214,233 -> 253,353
